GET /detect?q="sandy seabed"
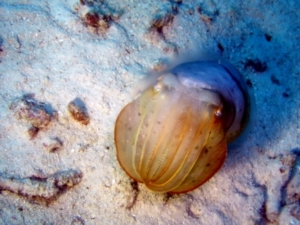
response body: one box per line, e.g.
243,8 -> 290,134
0,0 -> 299,224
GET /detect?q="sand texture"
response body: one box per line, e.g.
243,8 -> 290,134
0,0 -> 299,224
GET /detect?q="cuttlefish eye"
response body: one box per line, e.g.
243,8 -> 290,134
114,60 -> 250,194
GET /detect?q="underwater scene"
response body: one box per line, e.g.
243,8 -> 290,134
0,0 -> 299,224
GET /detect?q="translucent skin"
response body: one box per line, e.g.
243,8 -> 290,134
171,61 -> 249,141
114,61 -> 249,193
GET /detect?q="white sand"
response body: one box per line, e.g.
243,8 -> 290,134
0,0 -> 299,224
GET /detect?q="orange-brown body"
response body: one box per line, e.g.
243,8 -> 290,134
114,61 -> 249,193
